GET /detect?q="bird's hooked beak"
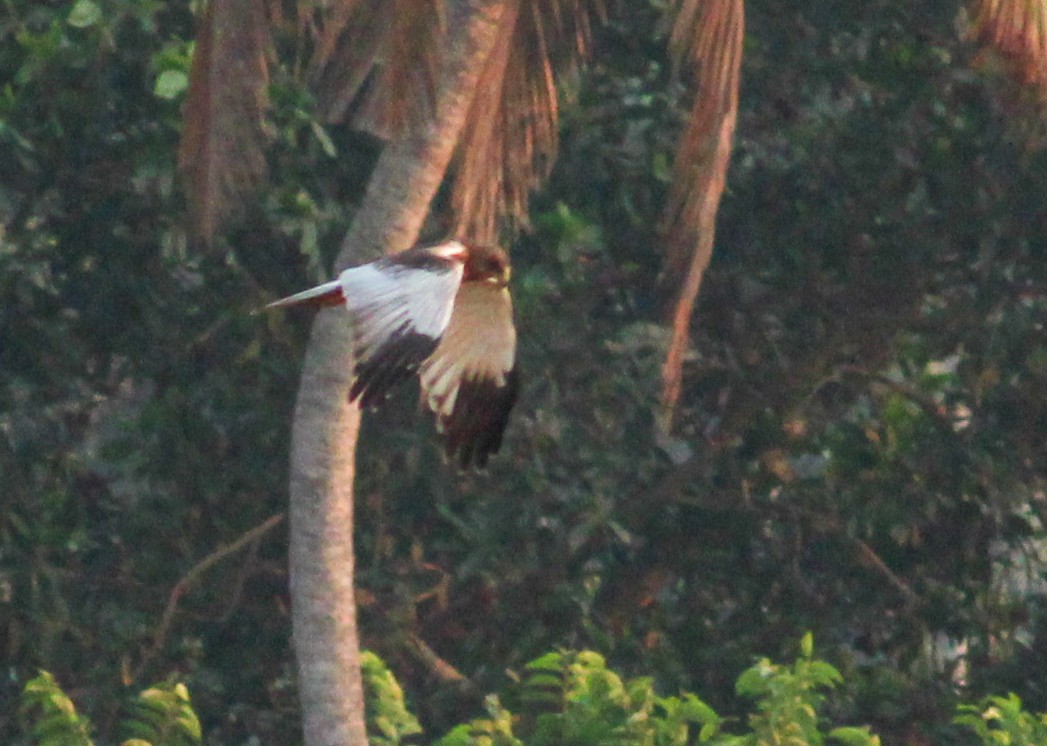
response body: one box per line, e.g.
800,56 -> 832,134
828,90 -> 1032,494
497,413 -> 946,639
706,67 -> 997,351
485,266 -> 511,288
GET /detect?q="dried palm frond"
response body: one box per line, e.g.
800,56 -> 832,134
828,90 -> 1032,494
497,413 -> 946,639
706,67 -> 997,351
658,0 -> 744,433
450,0 -> 603,242
970,0 -> 1047,89
307,0 -> 365,75
179,0 -> 271,248
308,0 -> 444,135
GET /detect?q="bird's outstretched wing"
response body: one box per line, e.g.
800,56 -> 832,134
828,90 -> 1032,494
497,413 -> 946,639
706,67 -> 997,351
344,258 -> 464,408
419,283 -> 518,468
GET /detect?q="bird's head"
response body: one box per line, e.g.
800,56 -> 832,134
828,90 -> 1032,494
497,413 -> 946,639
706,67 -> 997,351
462,243 -> 511,288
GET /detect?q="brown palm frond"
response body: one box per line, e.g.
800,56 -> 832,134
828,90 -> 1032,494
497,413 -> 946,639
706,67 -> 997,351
179,0 -> 271,248
450,0 -> 603,242
308,0 -> 365,75
357,0 -> 445,138
970,0 -> 1047,88
308,0 -> 384,122
658,0 -> 744,433
308,0 -> 444,135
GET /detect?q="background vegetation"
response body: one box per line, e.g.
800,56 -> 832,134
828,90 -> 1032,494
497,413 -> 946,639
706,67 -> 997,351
2,0 -> 1046,744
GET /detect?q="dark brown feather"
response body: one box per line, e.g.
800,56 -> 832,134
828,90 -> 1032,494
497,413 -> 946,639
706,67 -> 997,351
443,367 -> 520,468
350,327 -> 440,408
419,282 -> 517,469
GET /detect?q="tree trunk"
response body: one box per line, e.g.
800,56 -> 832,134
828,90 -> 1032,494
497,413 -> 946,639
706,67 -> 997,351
288,2 -> 509,745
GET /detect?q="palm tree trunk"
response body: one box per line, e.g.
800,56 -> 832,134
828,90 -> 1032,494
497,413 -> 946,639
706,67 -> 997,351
288,2 -> 509,745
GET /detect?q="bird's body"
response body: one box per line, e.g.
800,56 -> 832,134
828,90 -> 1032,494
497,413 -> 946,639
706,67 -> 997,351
267,240 -> 517,468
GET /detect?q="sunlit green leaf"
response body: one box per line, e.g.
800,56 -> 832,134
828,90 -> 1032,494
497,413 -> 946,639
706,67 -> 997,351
68,0 -> 102,28
154,70 -> 189,100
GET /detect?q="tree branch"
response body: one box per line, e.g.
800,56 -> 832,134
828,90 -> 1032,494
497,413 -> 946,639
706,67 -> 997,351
132,512 -> 286,684
404,633 -> 481,697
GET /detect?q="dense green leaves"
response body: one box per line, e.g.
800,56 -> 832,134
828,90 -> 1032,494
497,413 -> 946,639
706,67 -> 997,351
20,673 -> 199,746
362,652 -> 425,745
37,651 -> 1047,746
20,672 -> 94,746
118,683 -> 201,746
3,0 -> 1047,744
955,694 -> 1047,746
415,643 -> 877,746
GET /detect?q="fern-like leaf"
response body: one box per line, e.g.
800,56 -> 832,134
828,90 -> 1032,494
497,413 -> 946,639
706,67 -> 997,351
19,671 -> 94,746
659,0 -> 745,433
119,681 -> 201,746
308,0 -> 444,133
361,651 -> 424,745
450,0 -> 605,242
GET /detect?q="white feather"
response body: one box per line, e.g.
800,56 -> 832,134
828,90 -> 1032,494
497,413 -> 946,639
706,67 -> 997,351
338,261 -> 463,360
427,240 -> 468,260
264,279 -> 342,309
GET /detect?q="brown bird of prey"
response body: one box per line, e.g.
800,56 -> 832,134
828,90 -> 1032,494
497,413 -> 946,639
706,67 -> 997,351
267,240 -> 518,468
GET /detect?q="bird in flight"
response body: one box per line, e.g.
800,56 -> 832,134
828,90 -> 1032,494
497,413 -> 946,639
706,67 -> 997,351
267,240 -> 518,468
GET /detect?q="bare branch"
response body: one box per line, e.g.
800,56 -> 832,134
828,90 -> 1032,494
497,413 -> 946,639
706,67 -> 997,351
132,513 -> 286,683
405,633 -> 481,696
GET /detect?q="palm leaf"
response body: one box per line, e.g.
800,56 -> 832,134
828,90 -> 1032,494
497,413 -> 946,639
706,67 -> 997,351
308,0 -> 444,135
450,0 -> 603,242
178,0 -> 270,247
658,0 -> 744,432
308,0 -> 600,240
307,0 -> 365,76
970,0 -> 1047,88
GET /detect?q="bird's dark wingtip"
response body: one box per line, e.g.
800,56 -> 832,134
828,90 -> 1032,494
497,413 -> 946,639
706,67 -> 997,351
350,330 -> 439,408
439,368 -> 518,471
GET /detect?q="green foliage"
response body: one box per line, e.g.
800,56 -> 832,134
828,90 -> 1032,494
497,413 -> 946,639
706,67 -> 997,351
426,641 -> 876,746
20,673 -> 199,746
362,651 -> 424,745
730,634 -> 879,746
3,0 -> 1047,744
19,672 -> 94,746
955,694 -> 1047,745
26,650 -> 1047,746
118,682 -> 201,746
434,697 -> 522,746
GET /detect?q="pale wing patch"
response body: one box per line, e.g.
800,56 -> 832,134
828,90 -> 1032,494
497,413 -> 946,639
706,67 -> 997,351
340,262 -> 462,351
419,284 -> 517,467
419,284 -> 515,416
341,261 -> 463,407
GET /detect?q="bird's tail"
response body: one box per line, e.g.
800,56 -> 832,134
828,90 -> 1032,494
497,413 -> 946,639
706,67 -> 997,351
264,280 -> 345,310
